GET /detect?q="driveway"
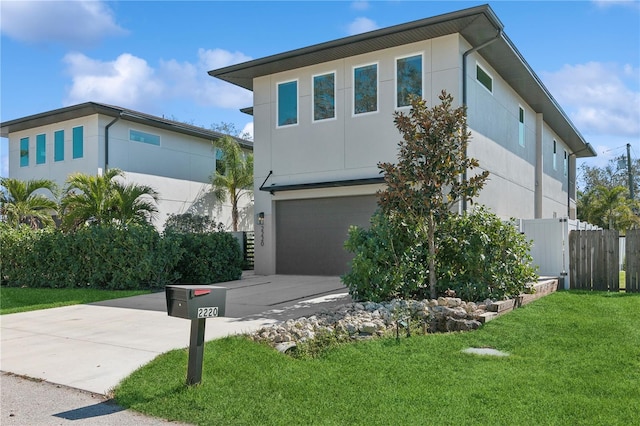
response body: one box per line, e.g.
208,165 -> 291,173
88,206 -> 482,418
0,274 -> 350,395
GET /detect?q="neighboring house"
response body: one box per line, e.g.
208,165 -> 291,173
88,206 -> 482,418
0,102 -> 254,231
209,4 -> 596,276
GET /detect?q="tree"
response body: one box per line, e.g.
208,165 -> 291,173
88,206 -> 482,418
211,121 -> 252,141
0,177 -> 58,228
210,135 -> 253,232
377,92 -> 489,299
60,169 -> 159,230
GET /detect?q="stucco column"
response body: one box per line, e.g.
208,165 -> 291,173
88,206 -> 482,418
535,113 -> 544,218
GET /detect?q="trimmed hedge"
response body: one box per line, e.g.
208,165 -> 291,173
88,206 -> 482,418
0,223 -> 243,289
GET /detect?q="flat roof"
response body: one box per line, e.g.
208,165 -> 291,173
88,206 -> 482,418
208,4 -> 594,158
0,102 -> 253,150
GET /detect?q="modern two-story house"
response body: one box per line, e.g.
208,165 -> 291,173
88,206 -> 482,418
209,4 -> 595,276
1,102 -> 254,230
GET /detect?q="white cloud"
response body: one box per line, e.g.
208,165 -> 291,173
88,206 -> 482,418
241,122 -> 254,141
63,48 -> 253,112
63,52 -> 164,109
347,17 -> 379,35
542,62 -> 640,138
0,0 -> 126,47
592,0 -> 640,10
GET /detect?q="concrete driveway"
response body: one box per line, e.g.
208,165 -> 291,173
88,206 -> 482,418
0,274 -> 350,395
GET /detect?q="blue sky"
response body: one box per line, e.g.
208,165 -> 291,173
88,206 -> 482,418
1,0 -> 639,181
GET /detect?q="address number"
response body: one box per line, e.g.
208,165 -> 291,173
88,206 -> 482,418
197,307 -> 219,318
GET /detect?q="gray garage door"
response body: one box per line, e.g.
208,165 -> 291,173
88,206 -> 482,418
276,195 -> 378,275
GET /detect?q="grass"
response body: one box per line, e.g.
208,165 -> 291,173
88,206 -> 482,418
0,287 -> 151,314
114,291 -> 640,425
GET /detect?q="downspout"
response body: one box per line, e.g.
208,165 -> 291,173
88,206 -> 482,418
104,114 -> 121,172
461,29 -> 502,213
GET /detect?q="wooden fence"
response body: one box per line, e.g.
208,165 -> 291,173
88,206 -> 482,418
569,229 -> 640,292
569,230 -> 620,291
626,229 -> 640,292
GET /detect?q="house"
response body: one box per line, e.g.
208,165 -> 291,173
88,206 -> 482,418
208,4 -> 596,276
0,102 -> 254,230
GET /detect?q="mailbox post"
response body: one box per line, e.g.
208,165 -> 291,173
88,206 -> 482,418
166,285 -> 227,385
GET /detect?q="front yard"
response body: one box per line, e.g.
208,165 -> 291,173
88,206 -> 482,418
113,291 -> 640,425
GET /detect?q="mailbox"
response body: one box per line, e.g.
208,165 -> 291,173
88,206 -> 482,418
166,285 -> 226,319
165,284 -> 227,386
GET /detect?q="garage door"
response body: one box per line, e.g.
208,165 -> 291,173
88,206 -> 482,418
276,195 -> 378,275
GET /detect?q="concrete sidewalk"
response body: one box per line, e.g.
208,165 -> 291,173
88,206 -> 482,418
0,274 -> 349,395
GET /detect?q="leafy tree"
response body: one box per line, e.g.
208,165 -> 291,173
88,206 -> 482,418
210,135 -> 253,232
579,185 -> 639,231
164,213 -> 224,234
60,169 -> 159,230
377,92 -> 489,299
579,155 -> 639,195
0,177 -> 58,228
211,121 -> 252,141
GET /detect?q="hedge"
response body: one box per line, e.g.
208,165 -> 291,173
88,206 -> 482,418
0,223 -> 243,290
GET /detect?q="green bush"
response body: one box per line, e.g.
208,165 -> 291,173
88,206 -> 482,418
0,223 -> 182,289
436,206 -> 538,301
343,207 -> 538,302
168,232 -> 243,284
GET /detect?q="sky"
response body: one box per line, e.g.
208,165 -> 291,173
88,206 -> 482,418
1,0 -> 639,184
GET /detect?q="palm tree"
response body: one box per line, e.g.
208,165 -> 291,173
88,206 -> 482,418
211,136 -> 253,231
60,169 -> 160,230
0,177 -> 58,228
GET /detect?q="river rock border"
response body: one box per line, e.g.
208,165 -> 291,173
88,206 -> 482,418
249,278 -> 558,351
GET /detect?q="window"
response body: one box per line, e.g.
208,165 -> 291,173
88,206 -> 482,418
563,150 -> 568,177
215,148 -> 225,175
130,129 -> 160,146
518,106 -> 525,147
396,54 -> 422,108
553,140 -> 557,170
36,134 -> 46,164
313,72 -> 335,121
354,63 -> 378,115
72,126 -> 83,159
54,130 -> 64,162
476,63 -> 493,93
20,137 -> 29,167
277,80 -> 298,127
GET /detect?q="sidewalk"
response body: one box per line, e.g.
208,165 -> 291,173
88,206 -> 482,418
1,275 -> 350,424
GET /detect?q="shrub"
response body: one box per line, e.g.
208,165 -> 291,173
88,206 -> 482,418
168,232 -> 243,284
343,207 -> 538,302
164,213 -> 224,234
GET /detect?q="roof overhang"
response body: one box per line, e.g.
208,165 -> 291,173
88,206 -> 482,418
0,102 -> 253,150
209,4 -> 594,158
260,177 -> 385,194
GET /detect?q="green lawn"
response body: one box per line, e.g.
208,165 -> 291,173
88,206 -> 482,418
114,291 -> 640,425
0,287 -> 150,314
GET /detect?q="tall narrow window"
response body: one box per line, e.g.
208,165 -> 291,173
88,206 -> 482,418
476,64 -> 493,93
313,72 -> 335,121
20,137 -> 29,167
277,80 -> 298,127
518,106 -> 525,147
54,130 -> 64,161
396,54 -> 422,108
553,140 -> 557,170
354,63 -> 378,115
72,126 -> 83,159
36,134 -> 46,164
563,150 -> 568,177
215,148 -> 225,175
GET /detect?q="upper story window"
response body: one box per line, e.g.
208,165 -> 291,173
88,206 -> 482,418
130,129 -> 160,146
396,54 -> 422,108
313,72 -> 336,122
476,63 -> 493,93
72,126 -> 84,159
553,140 -> 557,170
277,80 -> 298,127
564,150 -> 568,177
54,130 -> 64,162
353,63 -> 378,115
20,137 -> 29,167
518,106 -> 525,147
215,148 -> 225,175
36,134 -> 46,164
